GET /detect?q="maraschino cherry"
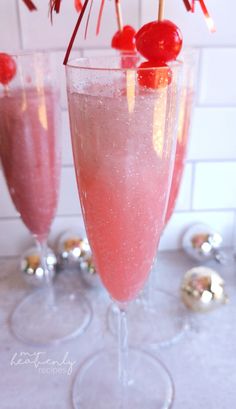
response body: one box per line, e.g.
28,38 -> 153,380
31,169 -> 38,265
111,0 -> 136,53
138,60 -> 172,89
112,25 -> 136,53
135,20 -> 182,62
0,53 -> 17,85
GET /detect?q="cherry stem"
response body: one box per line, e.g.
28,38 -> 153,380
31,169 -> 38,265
158,0 -> 165,21
115,0 -> 123,31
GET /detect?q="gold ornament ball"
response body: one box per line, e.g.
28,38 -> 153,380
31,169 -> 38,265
181,266 -> 228,312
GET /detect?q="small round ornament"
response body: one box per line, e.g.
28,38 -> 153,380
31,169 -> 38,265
21,246 -> 57,287
182,223 -> 225,263
57,231 -> 86,266
57,231 -> 101,288
181,266 -> 228,312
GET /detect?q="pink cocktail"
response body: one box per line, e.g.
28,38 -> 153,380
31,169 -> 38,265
68,88 -> 172,302
0,52 -> 91,346
66,56 -> 183,408
0,86 -> 60,242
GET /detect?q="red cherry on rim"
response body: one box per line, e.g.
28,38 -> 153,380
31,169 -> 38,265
135,20 -> 182,62
137,61 -> 172,89
112,25 -> 136,53
0,53 -> 17,85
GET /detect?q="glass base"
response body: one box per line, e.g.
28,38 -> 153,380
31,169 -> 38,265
108,289 -> 189,347
72,349 -> 174,409
10,286 -> 92,346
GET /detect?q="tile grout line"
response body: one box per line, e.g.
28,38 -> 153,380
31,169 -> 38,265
196,48 -> 203,106
190,162 -> 196,210
138,0 -> 142,27
186,159 -> 236,164
15,0 -> 24,49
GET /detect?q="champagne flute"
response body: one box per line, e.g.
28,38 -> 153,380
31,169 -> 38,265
0,51 -> 92,346
66,55 -> 183,408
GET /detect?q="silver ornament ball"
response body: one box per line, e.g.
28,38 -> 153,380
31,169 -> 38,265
21,246 -> 57,287
57,231 -> 86,265
181,266 -> 228,312
182,223 -> 224,263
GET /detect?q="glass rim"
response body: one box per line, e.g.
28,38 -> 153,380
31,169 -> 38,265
66,55 -> 183,72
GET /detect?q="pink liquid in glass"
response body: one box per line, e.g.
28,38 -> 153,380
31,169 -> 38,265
68,86 -> 176,302
165,89 -> 194,225
0,87 -> 61,241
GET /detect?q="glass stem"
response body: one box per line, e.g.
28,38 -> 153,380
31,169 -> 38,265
118,303 -> 128,409
36,237 -> 56,309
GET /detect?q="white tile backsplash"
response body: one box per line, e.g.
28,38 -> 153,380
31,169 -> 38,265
175,163 -> 193,211
199,48 -> 236,105
0,1 -> 236,255
61,110 -> 74,165
193,162 -> 236,210
0,0 -> 20,51
188,107 -> 236,160
57,168 -> 81,216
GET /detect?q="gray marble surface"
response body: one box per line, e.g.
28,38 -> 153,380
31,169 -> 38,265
0,250 -> 235,408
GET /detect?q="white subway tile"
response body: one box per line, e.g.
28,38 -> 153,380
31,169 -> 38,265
141,0 -> 236,46
0,0 -> 20,51
52,50 -> 82,110
19,0 -> 139,50
199,48 -> 236,105
52,51 -> 67,110
0,215 -> 85,257
193,162 -> 236,209
0,218 -> 33,257
0,170 -> 18,218
175,163 -> 192,211
188,107 -> 236,160
19,2 -> 78,50
159,210 -> 235,251
61,110 -> 73,165
57,167 -> 81,216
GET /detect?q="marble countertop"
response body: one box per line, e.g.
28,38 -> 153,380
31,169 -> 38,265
0,250 -> 235,408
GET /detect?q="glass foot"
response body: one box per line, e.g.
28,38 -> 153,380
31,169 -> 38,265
72,349 -> 174,409
10,286 -> 92,346
108,289 -> 189,347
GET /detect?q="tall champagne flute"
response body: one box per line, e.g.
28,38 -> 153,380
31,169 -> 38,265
107,49 -> 197,348
0,51 -> 92,346
66,55 -> 183,408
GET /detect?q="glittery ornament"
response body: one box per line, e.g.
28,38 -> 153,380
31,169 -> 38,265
21,246 -> 57,287
181,266 -> 228,312
182,223 -> 226,264
57,231 -> 86,266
